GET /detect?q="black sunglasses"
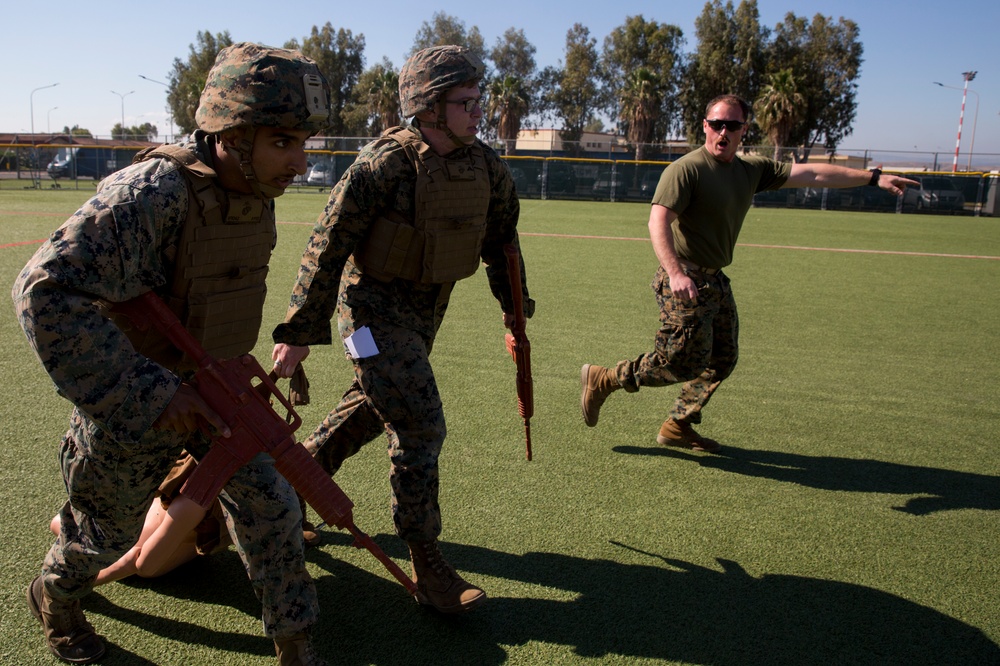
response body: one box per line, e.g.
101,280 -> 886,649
705,118 -> 746,132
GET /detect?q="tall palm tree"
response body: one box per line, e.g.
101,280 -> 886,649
755,69 -> 805,161
486,75 -> 530,155
619,67 -> 661,161
368,68 -> 400,135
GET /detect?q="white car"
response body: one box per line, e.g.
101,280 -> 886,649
902,176 -> 965,212
307,161 -> 335,187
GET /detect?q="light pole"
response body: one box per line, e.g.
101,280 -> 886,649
139,74 -> 174,142
110,89 -> 134,143
934,72 -> 978,172
29,82 -> 59,186
47,106 -> 59,134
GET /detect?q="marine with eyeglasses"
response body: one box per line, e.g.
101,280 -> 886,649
580,94 -> 917,452
270,45 -> 533,615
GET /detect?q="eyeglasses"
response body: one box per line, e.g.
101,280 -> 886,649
446,97 -> 482,113
705,118 -> 746,132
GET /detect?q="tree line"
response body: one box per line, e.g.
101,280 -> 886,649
162,1 -> 862,162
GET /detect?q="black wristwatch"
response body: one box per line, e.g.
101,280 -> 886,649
867,168 -> 882,187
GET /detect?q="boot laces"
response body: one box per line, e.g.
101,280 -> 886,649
421,542 -> 457,578
46,593 -> 92,637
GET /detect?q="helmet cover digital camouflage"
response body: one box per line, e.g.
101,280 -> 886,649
399,45 -> 485,117
196,42 -> 331,134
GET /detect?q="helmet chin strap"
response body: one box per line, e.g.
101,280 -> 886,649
232,127 -> 284,200
434,98 -> 474,150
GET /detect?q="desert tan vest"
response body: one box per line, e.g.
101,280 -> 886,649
353,126 -> 490,284
108,143 -> 274,369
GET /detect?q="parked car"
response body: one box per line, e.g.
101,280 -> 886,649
902,175 -> 965,212
509,166 -> 529,194
859,185 -> 903,212
795,187 -> 855,210
306,160 -> 336,187
47,146 -> 124,180
591,170 -> 629,200
539,161 -> 577,194
640,170 -> 663,196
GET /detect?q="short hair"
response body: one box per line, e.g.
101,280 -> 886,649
704,94 -> 751,123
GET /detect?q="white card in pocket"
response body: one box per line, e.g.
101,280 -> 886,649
344,326 -> 379,359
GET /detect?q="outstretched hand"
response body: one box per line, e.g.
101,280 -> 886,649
878,173 -> 920,196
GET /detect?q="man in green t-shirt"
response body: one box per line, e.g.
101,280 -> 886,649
580,94 -> 916,452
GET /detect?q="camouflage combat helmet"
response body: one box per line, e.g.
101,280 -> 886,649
399,45 -> 485,117
196,42 -> 331,134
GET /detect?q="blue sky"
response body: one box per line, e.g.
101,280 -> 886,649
5,0 -> 998,165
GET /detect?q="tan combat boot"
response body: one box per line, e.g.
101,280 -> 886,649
580,364 -> 621,427
274,632 -> 328,666
297,493 -> 321,548
26,575 -> 106,664
408,540 -> 486,613
656,418 -> 722,453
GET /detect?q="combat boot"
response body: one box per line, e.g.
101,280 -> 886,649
656,418 -> 721,453
408,540 -> 486,613
26,575 -> 105,664
297,493 -> 321,548
274,632 -> 328,666
580,364 -> 621,427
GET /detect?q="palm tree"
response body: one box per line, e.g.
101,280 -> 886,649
755,69 -> 805,161
368,68 -> 400,135
619,67 -> 661,162
486,75 -> 530,155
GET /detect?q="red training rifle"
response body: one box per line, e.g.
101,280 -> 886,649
112,291 -> 417,595
503,243 -> 533,461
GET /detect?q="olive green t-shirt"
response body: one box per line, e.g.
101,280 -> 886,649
651,146 -> 791,268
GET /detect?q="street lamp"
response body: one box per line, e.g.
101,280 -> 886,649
933,72 -> 978,172
47,106 -> 59,134
29,82 -> 59,187
110,89 -> 135,143
139,74 -> 174,142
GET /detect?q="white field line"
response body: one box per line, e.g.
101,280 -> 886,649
520,232 -> 1000,261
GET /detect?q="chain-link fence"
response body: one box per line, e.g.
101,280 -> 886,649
4,136 -> 998,216
500,155 -> 999,216
0,140 -> 149,191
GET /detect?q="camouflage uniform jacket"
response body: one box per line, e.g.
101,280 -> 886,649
273,124 -> 533,347
11,131 -> 260,444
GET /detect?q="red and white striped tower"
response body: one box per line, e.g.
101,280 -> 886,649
951,71 -> 977,173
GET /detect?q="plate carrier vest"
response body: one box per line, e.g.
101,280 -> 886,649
352,126 -> 490,284
106,143 -> 274,371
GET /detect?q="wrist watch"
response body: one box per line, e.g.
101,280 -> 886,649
867,167 -> 882,187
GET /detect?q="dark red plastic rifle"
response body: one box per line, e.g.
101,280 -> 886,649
112,291 -> 417,595
503,243 -> 533,460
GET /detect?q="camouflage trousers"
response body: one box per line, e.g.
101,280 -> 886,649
614,266 -> 739,424
41,407 -> 318,638
303,317 -> 444,542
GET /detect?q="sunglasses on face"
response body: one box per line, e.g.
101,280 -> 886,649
705,118 -> 746,132
447,97 -> 483,113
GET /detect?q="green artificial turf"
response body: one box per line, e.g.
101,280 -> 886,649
1,190 -> 998,664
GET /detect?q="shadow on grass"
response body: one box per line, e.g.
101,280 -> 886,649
614,444 -> 1000,515
468,542 -> 999,665
80,535 -> 999,664
81,550 -> 276,662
